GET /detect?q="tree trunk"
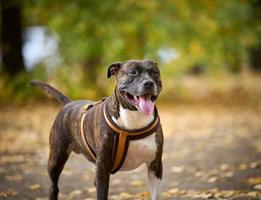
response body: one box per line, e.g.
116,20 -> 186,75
83,56 -> 101,84
1,0 -> 25,75
249,47 -> 261,71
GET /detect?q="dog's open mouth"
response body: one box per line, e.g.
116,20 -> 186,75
120,90 -> 157,115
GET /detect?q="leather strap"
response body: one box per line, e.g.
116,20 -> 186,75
80,98 -> 160,174
80,104 -> 96,160
103,100 -> 160,173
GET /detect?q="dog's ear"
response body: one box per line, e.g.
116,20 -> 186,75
107,62 -> 122,78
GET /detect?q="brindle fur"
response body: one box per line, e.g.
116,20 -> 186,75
30,60 -> 163,200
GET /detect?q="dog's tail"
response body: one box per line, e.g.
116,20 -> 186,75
30,80 -> 70,105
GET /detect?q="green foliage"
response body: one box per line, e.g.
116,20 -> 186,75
2,0 -> 260,103
0,64 -> 48,104
24,0 -> 260,72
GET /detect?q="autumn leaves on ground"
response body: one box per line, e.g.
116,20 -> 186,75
0,75 -> 261,200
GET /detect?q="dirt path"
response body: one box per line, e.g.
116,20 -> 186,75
0,102 -> 261,200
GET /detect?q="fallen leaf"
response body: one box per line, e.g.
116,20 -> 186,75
247,177 -> 261,185
186,189 -> 199,198
0,155 -> 25,164
179,190 -> 187,195
6,174 -> 22,181
162,191 -> 172,198
109,195 -> 119,200
82,172 -> 89,180
119,192 -> 132,198
222,190 -> 235,198
214,191 -> 223,198
219,163 -> 229,171
111,178 -> 122,185
63,168 -> 73,176
0,189 -> 18,197
254,184 -> 261,190
67,190 -> 82,200
194,171 -> 204,177
171,166 -> 185,173
196,192 -> 214,199
249,162 -> 260,169
29,184 -> 41,190
87,187 -> 96,193
247,191 -> 259,198
130,180 -> 145,187
207,176 -> 218,183
238,163 -> 248,170
137,191 -> 150,198
168,188 -> 179,195
224,171 -> 234,178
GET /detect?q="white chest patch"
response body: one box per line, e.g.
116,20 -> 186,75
112,106 -> 157,171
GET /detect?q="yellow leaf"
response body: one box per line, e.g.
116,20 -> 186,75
254,184 -> 261,190
111,178 -> 122,185
137,191 -> 150,198
224,171 -> 234,178
194,171 -> 204,177
0,189 -> 18,197
87,187 -> 96,193
130,180 -> 144,187
222,190 -> 235,198
247,191 -> 259,198
6,175 -> 22,181
119,192 -> 132,198
247,177 -> 261,185
219,163 -> 229,171
171,166 -> 185,173
29,184 -> 41,190
168,188 -> 179,195
207,176 -> 218,183
238,163 -> 248,170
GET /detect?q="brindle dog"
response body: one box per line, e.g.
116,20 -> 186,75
31,59 -> 163,200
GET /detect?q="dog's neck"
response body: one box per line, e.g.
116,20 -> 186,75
112,106 -> 154,130
107,90 -> 154,130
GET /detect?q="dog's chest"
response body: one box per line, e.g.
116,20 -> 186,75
112,107 -> 157,171
120,132 -> 157,171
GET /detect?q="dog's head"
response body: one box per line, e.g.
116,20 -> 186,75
107,60 -> 162,115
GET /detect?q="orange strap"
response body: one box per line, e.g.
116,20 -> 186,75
80,104 -> 96,160
112,131 -> 127,172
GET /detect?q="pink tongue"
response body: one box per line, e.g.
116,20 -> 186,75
138,95 -> 154,115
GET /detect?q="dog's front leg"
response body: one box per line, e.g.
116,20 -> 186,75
147,159 -> 162,200
147,129 -> 163,200
95,140 -> 113,200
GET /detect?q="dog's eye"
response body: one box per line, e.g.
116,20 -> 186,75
153,70 -> 159,76
129,70 -> 138,76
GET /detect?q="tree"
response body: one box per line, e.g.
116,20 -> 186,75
1,0 -> 25,75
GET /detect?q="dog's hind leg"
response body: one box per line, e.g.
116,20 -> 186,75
47,128 -> 71,200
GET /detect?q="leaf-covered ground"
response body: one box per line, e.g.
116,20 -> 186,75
1,78 -> 261,199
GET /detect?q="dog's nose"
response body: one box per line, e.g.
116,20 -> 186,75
143,80 -> 155,89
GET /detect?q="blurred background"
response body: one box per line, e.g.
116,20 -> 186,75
0,0 -> 260,102
0,0 -> 261,199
